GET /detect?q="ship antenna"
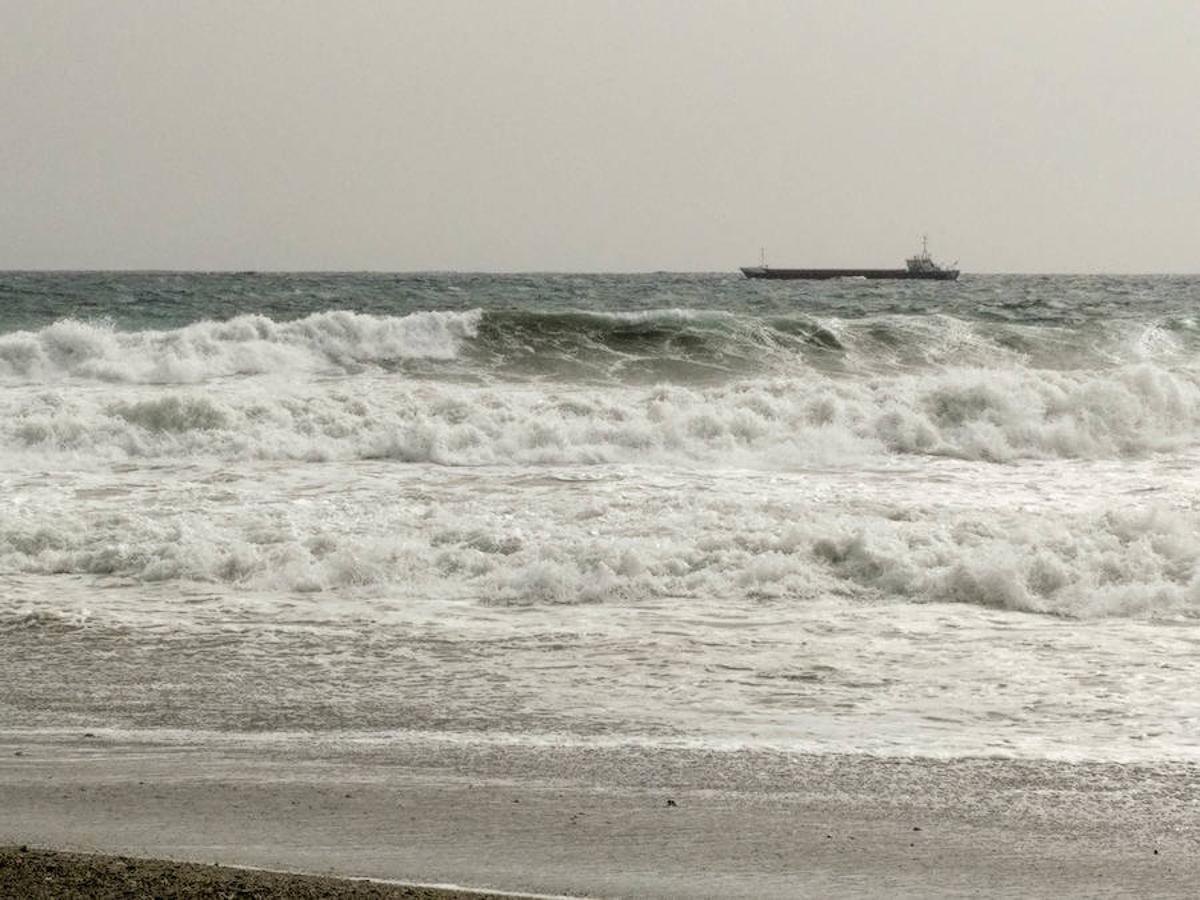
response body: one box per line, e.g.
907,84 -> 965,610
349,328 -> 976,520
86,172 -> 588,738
760,247 -> 766,268
922,233 -> 929,256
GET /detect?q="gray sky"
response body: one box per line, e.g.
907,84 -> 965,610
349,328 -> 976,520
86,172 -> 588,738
2,0 -> 1197,272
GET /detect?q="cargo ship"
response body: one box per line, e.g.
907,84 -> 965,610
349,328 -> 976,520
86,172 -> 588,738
741,236 -> 959,281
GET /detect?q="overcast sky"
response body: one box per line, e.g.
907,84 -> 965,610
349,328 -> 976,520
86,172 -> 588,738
2,1 -> 1197,272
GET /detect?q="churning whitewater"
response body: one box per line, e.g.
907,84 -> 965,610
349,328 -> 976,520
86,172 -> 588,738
3,272 -> 1200,762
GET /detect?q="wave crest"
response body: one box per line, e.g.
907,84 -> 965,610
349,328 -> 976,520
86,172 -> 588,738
4,361 -> 1200,465
4,493 -> 1198,620
3,307 -> 1197,387
0,309 -> 482,383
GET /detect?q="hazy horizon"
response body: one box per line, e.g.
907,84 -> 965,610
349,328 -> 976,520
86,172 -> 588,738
5,267 -> 1200,276
3,1 -> 1197,273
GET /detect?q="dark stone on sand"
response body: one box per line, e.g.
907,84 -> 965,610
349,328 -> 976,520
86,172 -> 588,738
665,799 -> 677,807
0,847 -> 508,899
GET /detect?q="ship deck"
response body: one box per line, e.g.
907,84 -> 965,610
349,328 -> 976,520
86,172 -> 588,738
740,267 -> 959,281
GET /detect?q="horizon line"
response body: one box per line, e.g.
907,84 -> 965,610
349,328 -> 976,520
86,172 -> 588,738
3,268 -> 1200,277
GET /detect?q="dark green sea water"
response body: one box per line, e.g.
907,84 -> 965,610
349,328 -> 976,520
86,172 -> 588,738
2,273 -> 1199,385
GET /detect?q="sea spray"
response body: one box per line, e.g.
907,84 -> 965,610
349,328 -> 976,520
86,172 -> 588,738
3,462 -> 1199,620
4,364 -> 1200,465
3,303 -> 1200,386
0,309 -> 482,383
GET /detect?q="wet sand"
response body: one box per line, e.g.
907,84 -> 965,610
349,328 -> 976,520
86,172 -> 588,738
2,733 -> 1198,898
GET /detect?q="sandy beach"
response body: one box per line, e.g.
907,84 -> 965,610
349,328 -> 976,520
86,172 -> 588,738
2,732 -> 1197,898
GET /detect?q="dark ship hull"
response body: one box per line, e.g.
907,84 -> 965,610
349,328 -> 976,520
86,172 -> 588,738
740,266 -> 959,281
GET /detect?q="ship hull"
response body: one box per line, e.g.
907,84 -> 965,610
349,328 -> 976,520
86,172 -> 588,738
740,267 -> 959,281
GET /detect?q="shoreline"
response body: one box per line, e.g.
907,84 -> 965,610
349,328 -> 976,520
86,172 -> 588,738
3,734 -> 1198,898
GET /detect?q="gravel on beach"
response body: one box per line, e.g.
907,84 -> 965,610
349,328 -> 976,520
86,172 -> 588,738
0,846 -> 512,900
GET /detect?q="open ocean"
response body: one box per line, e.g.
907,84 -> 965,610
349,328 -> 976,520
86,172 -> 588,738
3,271 -> 1200,763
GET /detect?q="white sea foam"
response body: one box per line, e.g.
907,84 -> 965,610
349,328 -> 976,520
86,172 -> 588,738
3,455 -> 1199,621
5,278 -> 1200,764
0,309 -> 482,383
4,361 -> 1199,467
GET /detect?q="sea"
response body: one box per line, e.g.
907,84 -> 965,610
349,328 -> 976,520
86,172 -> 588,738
2,271 -> 1199,764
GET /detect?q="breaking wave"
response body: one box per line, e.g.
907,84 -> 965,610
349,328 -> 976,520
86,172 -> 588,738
3,478 -> 1198,620
0,310 -> 482,383
0,307 -> 1194,386
4,362 -> 1200,465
